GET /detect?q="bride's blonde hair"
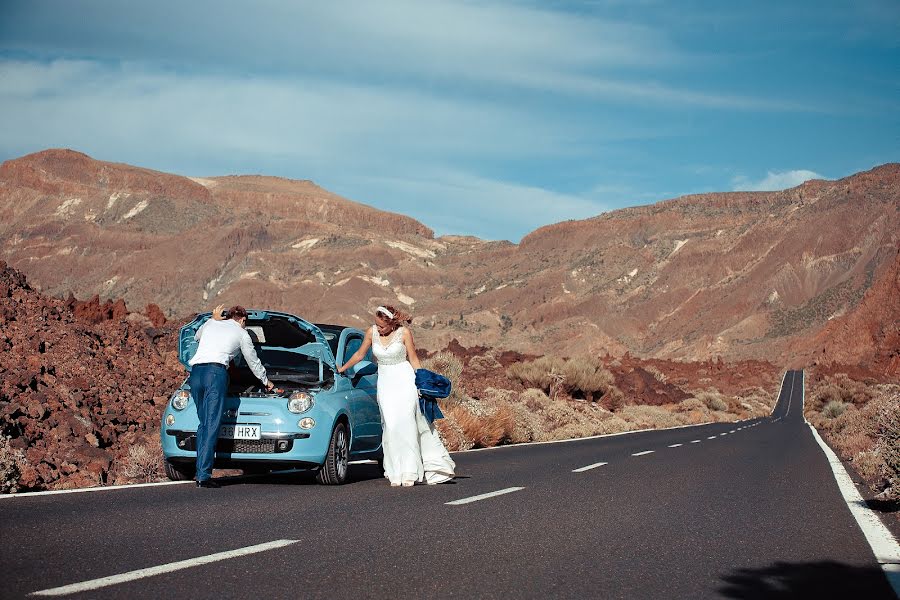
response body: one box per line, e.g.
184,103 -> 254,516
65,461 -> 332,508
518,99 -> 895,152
375,304 -> 412,332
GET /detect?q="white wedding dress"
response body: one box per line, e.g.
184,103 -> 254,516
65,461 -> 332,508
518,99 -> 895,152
372,326 -> 455,485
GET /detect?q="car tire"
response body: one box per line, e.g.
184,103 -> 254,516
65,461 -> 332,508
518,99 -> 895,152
164,460 -> 196,481
316,421 -> 349,485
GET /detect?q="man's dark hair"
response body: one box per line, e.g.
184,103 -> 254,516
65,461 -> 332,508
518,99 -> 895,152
229,305 -> 248,321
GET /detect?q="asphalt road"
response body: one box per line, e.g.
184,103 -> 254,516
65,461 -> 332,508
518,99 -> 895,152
1,370 -> 895,599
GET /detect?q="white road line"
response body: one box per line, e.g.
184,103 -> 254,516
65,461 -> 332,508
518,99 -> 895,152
446,487 -> 525,505
631,450 -> 654,457
719,433 -> 728,436
29,539 -> 298,597
808,423 -> 900,596
729,430 -> 736,433
0,480 -> 193,500
572,462 -> 608,473
668,443 -> 683,448
690,440 -> 701,444
707,436 -> 717,440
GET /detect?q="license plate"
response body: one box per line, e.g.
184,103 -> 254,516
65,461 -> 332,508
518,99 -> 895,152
219,424 -> 261,440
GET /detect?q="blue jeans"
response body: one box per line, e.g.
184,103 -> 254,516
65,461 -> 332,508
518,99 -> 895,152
189,364 -> 229,481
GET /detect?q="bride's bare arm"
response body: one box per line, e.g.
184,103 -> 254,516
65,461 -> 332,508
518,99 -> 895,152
403,328 -> 422,370
337,328 -> 373,374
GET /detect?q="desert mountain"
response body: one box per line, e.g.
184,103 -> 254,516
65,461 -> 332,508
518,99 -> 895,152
1,149 -> 897,370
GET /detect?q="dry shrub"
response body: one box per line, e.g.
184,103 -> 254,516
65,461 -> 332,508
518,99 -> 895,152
809,374 -> 875,412
506,403 -> 545,444
422,351 -> 465,404
594,416 -> 632,435
876,393 -> 900,498
435,407 -> 473,451
121,444 -> 163,483
519,388 -> 552,412
0,436 -> 25,494
822,400 -> 850,419
561,357 -> 615,401
507,356 -> 565,394
441,403 -> 515,449
507,356 -> 615,401
619,405 -> 681,430
693,389 -> 728,412
599,386 -> 626,412
853,450 -> 883,482
677,398 -> 705,412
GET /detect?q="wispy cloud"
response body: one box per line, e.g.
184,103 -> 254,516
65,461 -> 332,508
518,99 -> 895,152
731,169 -> 827,191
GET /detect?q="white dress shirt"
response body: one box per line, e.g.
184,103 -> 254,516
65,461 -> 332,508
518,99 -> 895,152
188,319 -> 270,386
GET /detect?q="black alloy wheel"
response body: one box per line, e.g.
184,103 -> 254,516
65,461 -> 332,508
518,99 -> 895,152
316,421 -> 349,485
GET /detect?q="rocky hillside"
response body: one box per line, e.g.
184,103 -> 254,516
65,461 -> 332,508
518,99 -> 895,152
0,261 -> 183,490
1,149 -> 897,372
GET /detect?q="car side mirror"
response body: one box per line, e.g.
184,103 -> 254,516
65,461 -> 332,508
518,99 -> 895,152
349,360 -> 377,378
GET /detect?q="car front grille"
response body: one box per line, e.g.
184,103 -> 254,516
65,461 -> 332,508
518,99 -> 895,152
218,439 -> 278,454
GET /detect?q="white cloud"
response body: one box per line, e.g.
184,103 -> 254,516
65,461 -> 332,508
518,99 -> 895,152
343,169 -> 607,241
731,169 -> 826,191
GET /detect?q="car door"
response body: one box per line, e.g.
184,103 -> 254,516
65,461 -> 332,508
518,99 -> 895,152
338,329 -> 381,452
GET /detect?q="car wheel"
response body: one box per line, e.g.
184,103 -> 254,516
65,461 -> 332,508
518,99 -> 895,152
316,421 -> 349,485
164,460 -> 196,481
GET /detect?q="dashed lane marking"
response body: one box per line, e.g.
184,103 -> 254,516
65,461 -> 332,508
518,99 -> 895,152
707,436 -> 717,440
690,440 -> 701,444
572,462 -> 609,473
29,539 -> 299,597
631,450 -> 654,457
446,487 -> 525,506
668,444 -> 683,448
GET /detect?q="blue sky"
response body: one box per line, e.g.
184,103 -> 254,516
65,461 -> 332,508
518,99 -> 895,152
1,1 -> 898,241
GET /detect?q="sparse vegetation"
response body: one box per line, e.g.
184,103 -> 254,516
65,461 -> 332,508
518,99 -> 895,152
0,436 -> 25,494
120,444 -> 163,483
693,389 -> 729,412
822,400 -> 850,419
807,376 -> 900,501
507,356 -> 616,402
422,351 -> 465,404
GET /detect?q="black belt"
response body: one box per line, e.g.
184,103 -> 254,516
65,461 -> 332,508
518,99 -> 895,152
193,362 -> 226,369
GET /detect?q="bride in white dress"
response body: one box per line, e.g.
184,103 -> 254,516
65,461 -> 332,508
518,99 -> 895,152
338,305 -> 456,486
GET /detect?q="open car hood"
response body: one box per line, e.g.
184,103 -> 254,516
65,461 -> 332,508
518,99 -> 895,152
178,310 -> 336,372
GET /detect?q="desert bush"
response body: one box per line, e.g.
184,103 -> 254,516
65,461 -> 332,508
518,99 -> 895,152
677,398 -> 705,412
508,356 -> 615,401
599,386 -> 626,412
435,407 -> 474,451
876,393 -> 900,499
852,450 -> 883,482
422,351 -> 464,404
518,388 -> 552,412
506,403 -> 545,444
561,357 -> 615,401
693,389 -> 728,412
619,405 -> 681,430
822,400 -> 850,419
507,356 -> 565,394
0,436 -> 25,494
121,443 -> 163,483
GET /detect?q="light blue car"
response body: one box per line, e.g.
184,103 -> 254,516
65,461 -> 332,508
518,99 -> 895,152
160,310 -> 382,485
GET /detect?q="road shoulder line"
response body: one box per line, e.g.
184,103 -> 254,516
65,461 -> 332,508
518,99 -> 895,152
804,368 -> 900,596
29,539 -> 298,597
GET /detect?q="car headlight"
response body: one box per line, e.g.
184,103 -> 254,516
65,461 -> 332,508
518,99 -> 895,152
172,390 -> 190,410
287,391 -> 314,414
